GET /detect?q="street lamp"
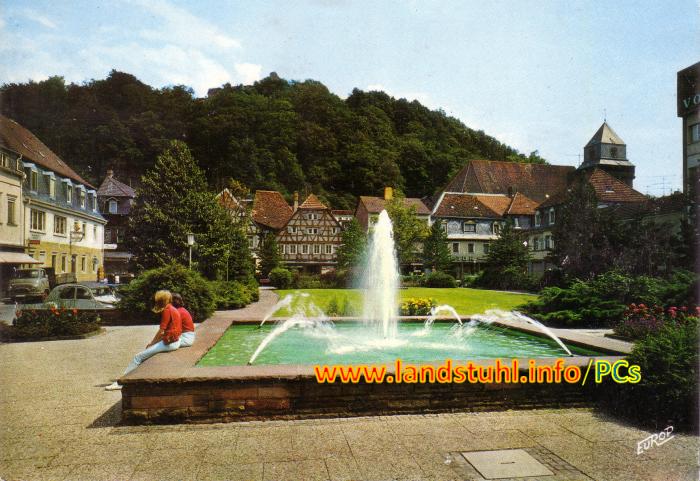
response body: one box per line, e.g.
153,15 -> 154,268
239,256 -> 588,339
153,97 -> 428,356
187,233 -> 195,269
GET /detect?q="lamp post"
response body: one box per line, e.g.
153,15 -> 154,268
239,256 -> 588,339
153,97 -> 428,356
187,233 -> 195,269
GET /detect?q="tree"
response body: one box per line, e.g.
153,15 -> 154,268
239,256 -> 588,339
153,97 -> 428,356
385,194 -> 429,269
478,221 -> 532,290
258,232 -> 281,277
550,178 -> 613,280
336,218 -> 367,271
126,140 -> 252,280
422,220 -> 452,273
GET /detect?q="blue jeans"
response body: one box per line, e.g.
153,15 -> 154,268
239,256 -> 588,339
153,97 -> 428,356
180,331 -> 195,347
124,339 -> 181,375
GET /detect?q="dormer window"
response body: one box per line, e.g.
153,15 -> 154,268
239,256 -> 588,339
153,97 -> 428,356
63,180 -> 73,204
609,146 -> 618,158
463,222 -> 476,233
30,170 -> 38,191
109,199 -> 118,214
605,185 -> 614,193
48,176 -> 55,198
548,208 -> 555,225
535,211 -> 541,227
79,190 -> 86,208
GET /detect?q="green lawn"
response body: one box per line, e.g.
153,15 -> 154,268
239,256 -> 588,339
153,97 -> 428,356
274,287 -> 534,317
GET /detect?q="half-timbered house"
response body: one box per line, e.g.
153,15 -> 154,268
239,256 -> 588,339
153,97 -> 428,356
277,194 -> 343,273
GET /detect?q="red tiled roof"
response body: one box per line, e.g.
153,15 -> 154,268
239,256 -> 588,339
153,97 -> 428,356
299,193 -> 327,209
444,160 -> 575,203
539,168 -> 647,207
506,192 -> 538,215
251,190 -> 293,229
0,114 -> 93,188
331,210 -> 353,215
359,196 -> 431,215
585,169 -> 647,204
97,173 -> 135,198
216,188 -> 242,211
433,193 -> 511,218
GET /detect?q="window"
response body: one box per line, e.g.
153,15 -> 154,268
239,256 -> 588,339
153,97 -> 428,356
279,244 -> 285,255
61,255 -> 67,272
54,216 -> 67,235
93,257 -> 99,272
534,237 -> 540,251
7,196 -> 16,225
49,177 -> 56,198
493,223 -> 501,234
546,235 -> 553,250
306,213 -> 319,220
333,227 -> 340,234
30,209 -> 45,231
66,184 -> 72,203
548,208 -> 555,225
302,245 -> 309,254
116,229 -> 124,243
609,146 -> 618,158
483,243 -> 490,254
690,123 -> 700,144
289,244 -> 297,254
30,170 -> 38,191
93,225 -> 97,240
79,190 -> 86,208
307,228 -> 318,235
81,256 -> 86,272
535,211 -> 541,227
313,244 -> 321,254
0,152 -> 8,167
287,226 -> 297,233
452,242 -> 459,254
467,243 -> 474,253
325,244 -> 332,254
109,199 -> 118,214
463,222 -> 476,233
39,251 -> 46,264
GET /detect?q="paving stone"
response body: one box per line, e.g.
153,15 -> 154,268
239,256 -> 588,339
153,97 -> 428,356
197,461 -> 264,481
263,459 -> 330,481
324,454 -> 363,481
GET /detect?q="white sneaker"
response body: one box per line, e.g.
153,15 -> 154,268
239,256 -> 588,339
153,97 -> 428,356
105,381 -> 122,391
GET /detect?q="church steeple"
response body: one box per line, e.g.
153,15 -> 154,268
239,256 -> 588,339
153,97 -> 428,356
579,122 -> 635,188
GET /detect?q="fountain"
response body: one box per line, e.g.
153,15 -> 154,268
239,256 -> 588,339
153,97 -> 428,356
230,209 -> 575,366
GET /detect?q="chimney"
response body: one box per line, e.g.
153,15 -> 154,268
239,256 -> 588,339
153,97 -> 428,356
107,169 -> 114,178
384,187 -> 393,200
293,191 -> 299,212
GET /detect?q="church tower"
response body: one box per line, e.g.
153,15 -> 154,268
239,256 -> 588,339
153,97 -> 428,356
578,122 -> 635,187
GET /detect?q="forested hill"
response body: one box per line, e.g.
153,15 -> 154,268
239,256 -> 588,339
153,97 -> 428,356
0,70 -> 545,209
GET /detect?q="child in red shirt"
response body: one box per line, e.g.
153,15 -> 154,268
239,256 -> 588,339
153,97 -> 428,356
172,293 -> 195,347
106,290 -> 182,390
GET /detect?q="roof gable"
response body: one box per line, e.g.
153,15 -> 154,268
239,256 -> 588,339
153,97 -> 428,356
359,196 -> 430,215
433,193 -> 511,218
299,193 -> 327,210
97,173 -> 135,198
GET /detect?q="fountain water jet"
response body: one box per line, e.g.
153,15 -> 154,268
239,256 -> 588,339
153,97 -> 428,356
361,210 -> 400,338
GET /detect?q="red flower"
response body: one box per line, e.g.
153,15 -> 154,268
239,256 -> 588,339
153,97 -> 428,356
72,309 -> 78,316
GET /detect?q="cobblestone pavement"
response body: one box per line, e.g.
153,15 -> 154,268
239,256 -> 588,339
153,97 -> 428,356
1,293 -> 698,481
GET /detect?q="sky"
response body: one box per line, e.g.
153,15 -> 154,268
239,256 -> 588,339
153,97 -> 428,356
1,0 -> 698,196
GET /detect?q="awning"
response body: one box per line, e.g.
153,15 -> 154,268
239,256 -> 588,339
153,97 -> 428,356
0,252 -> 41,264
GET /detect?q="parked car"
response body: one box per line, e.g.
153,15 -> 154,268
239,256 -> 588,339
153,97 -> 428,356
7,268 -> 50,303
82,282 -> 120,305
21,284 -> 116,311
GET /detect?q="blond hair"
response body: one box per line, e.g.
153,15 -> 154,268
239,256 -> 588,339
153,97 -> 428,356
152,290 -> 172,313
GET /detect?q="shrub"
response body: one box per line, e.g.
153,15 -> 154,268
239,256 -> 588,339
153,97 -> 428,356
210,280 -> 256,309
598,317 -> 699,431
118,263 -> 215,322
461,274 -> 480,288
423,272 -> 457,288
399,297 -> 437,316
401,274 -> 423,287
476,266 -> 539,292
13,307 -> 101,339
326,297 -> 341,317
269,268 -> 292,289
341,297 -> 359,316
614,304 -> 699,340
522,271 -> 672,328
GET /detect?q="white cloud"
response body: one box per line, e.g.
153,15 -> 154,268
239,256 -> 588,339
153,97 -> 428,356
130,0 -> 240,51
234,63 -> 262,85
21,9 -> 57,29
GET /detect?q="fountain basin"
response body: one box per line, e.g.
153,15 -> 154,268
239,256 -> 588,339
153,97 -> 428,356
120,316 -> 632,424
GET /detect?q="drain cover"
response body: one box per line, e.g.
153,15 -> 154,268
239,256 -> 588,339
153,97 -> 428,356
461,449 -> 554,479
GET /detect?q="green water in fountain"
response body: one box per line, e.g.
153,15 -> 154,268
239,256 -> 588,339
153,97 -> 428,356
197,322 -> 602,366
